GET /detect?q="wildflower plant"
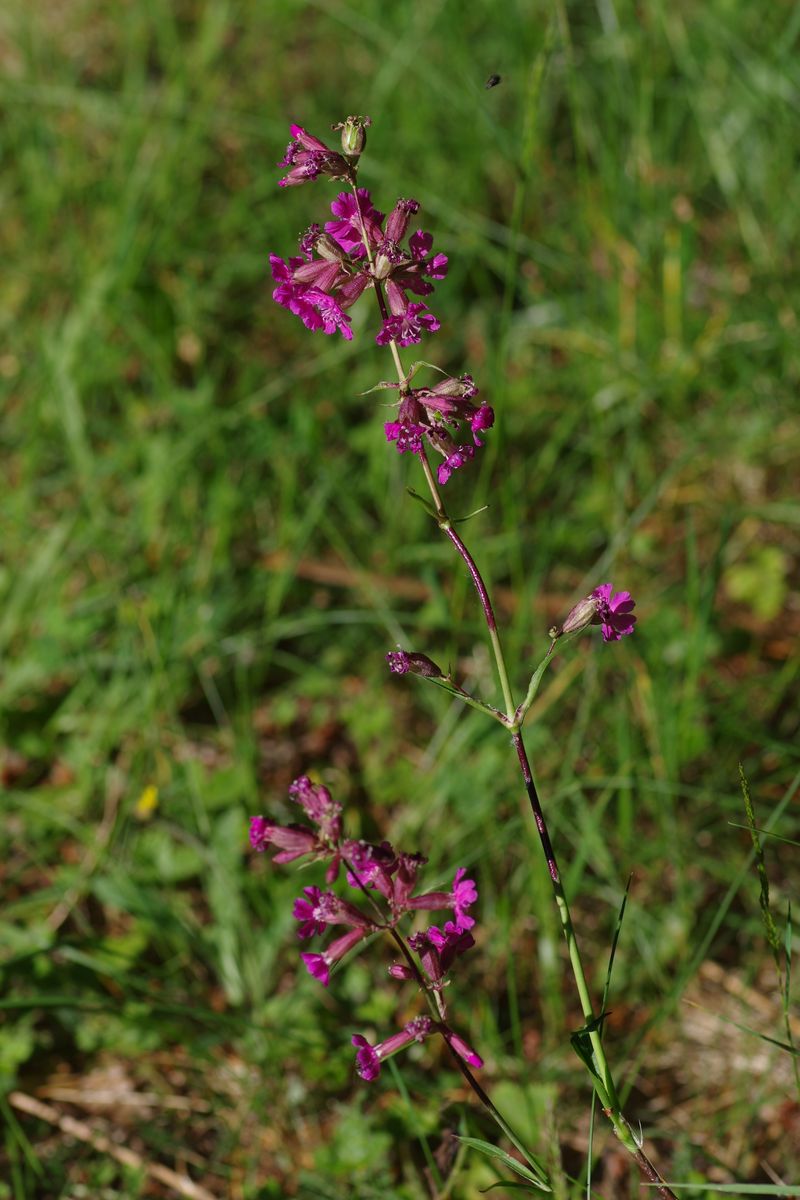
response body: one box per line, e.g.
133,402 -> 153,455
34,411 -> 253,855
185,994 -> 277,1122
251,779 -> 482,1081
252,116 -> 676,1196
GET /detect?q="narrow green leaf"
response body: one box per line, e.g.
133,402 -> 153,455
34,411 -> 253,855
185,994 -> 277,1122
405,487 -> 439,519
655,1184 -> 800,1195
456,1136 -> 551,1190
739,765 -> 782,955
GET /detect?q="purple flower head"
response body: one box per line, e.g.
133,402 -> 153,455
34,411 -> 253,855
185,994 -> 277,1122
273,167 -> 446,347
364,200 -> 448,318
300,926 -> 371,988
436,443 -> 474,486
408,928 -> 445,983
386,649 -> 412,674
270,253 -> 356,341
288,775 -> 343,844
408,230 -> 449,280
470,403 -> 495,440
311,289 -> 354,338
293,886 -> 328,939
278,123 -> 353,188
590,583 -> 637,643
407,866 -> 477,931
351,1034 -> 381,1080
428,920 -> 476,973
384,414 -> 425,456
249,816 -> 318,864
343,839 -> 396,900
352,1016 -> 434,1081
409,921 -> 475,985
300,952 -> 331,987
376,303 -> 440,348
382,375 -> 493,486
325,189 -> 385,258
450,867 -> 478,931
293,886 -> 372,940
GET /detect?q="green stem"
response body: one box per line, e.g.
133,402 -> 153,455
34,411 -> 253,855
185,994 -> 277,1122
515,640 -> 556,727
427,676 -> 510,726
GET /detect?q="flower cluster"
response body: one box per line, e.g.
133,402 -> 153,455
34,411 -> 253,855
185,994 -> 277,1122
270,118 -> 494,486
277,118 -> 370,189
270,190 -> 447,347
383,372 -> 495,486
251,776 -> 482,1080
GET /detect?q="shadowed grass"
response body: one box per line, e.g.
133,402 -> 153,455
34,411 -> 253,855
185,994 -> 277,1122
1,0 -> 799,1196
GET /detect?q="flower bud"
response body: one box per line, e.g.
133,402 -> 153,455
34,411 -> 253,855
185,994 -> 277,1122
314,232 -> 349,263
335,115 -> 371,157
386,650 -> 443,678
552,594 -> 600,640
385,198 -> 420,244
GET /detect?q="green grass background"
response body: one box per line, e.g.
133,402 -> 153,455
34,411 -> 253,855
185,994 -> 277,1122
2,0 -> 799,1196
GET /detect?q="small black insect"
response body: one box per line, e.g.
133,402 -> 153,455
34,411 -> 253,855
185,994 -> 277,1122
485,74 -> 502,89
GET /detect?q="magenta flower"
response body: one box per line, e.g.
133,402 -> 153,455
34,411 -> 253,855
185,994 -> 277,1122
351,1034 -> 381,1080
408,230 -> 448,279
428,922 -> 476,973
300,952 -> 332,987
342,839 -> 397,899
407,866 -> 478,932
450,867 -> 478,931
293,886 -> 372,940
300,926 -> 372,988
382,374 -> 494,486
289,776 -> 342,835
375,202 -> 448,314
409,921 -> 475,983
437,443 -> 475,486
277,124 -> 353,188
271,177 -> 448,348
390,852 -> 428,907
326,189 -> 385,257
250,775 -> 346,876
250,772 -> 482,1084
270,254 -> 355,340
352,1016 -> 434,1081
591,583 -> 637,642
376,303 -> 440,348
293,886 -> 328,939
249,817 -> 317,863
352,1015 -> 481,1081
384,197 -> 420,243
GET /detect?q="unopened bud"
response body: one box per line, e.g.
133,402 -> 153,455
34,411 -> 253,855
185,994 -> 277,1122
552,594 -> 600,640
385,198 -> 420,243
428,373 -> 478,399
386,649 -> 444,678
335,115 -> 372,157
315,232 -> 349,263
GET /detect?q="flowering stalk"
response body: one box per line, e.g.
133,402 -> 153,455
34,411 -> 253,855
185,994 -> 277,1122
250,777 -> 550,1186
266,117 -> 674,1197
